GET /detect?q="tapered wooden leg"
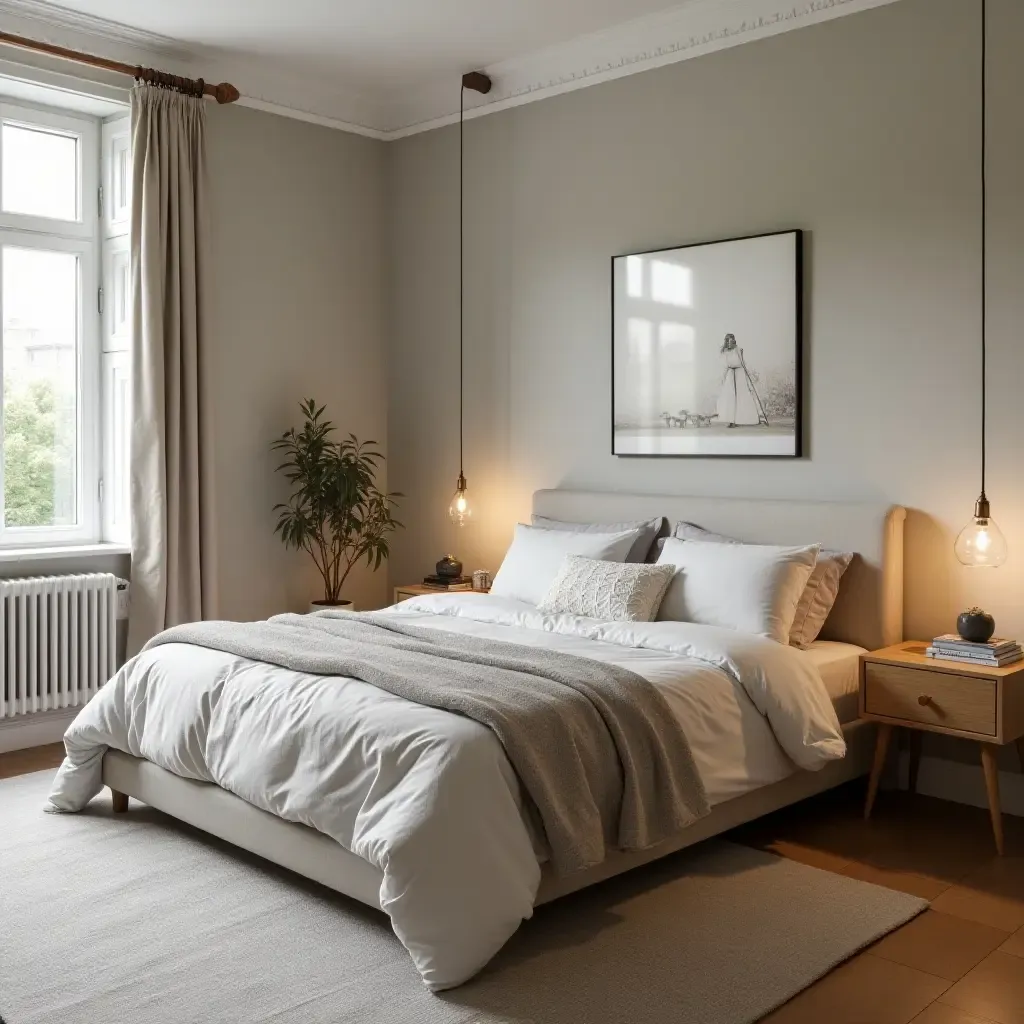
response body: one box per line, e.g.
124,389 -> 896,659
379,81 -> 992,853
907,729 -> 923,794
110,788 -> 129,813
864,723 -> 893,819
980,745 -> 1004,856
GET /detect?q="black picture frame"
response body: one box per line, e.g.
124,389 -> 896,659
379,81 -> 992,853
611,228 -> 803,459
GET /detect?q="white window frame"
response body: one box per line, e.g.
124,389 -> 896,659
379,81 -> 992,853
0,100 -> 101,549
100,112 -> 131,545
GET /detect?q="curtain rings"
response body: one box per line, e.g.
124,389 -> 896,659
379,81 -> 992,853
133,66 -> 207,99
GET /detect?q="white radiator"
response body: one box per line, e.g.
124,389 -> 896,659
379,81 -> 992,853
1,574 -> 118,719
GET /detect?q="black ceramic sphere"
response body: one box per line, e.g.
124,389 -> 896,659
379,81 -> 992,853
957,608 -> 995,643
436,555 -> 463,579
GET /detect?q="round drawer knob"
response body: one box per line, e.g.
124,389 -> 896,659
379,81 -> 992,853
918,694 -> 933,707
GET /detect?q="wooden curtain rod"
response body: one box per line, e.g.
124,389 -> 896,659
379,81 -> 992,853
0,29 -> 240,103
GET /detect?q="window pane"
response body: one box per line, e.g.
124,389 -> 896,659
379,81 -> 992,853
2,124 -> 78,221
3,247 -> 78,528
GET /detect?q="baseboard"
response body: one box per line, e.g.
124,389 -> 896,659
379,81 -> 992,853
894,750 -> 1024,819
0,708 -> 75,753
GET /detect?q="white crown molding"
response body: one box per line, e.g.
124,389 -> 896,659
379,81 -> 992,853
0,0 -> 391,131
237,96 -> 388,141
385,0 -> 902,138
0,0 -> 902,139
0,0 -> 191,57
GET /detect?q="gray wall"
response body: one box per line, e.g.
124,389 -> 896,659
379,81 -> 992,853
206,104 -> 387,619
0,101 -> 388,629
387,0 -> 1024,644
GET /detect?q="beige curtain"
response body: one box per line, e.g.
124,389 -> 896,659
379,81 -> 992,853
127,84 -> 217,655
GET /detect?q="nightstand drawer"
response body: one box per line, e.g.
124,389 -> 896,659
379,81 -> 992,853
863,662 -> 997,736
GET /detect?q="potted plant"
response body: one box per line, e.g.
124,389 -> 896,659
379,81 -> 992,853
272,399 -> 401,612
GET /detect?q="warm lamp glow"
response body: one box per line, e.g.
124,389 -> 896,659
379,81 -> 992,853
448,474 -> 472,528
955,503 -> 1007,567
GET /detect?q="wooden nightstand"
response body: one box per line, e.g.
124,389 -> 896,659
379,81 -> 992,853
392,584 -> 488,603
860,640 -> 1024,854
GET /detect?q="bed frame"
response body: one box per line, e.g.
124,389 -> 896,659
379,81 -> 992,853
102,490 -> 906,911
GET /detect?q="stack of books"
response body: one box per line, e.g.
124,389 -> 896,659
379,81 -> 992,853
421,575 -> 472,591
926,634 -> 1023,667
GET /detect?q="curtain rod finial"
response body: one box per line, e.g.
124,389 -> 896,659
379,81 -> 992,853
212,82 -> 240,104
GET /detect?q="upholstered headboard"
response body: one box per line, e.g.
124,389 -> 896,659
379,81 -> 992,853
532,490 -> 905,652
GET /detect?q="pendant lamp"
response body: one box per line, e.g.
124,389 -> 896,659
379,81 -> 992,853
448,71 -> 492,528
954,0 -> 1007,567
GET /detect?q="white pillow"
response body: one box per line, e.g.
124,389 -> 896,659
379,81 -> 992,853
656,537 -> 819,644
490,524 -> 639,607
538,556 -> 676,621
672,522 -> 853,649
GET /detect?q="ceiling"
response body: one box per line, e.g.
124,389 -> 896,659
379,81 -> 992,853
30,0 -> 693,94
0,0 -> 899,135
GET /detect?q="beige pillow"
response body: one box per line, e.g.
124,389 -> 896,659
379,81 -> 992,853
538,556 -> 676,622
672,522 -> 853,649
788,552 -> 855,648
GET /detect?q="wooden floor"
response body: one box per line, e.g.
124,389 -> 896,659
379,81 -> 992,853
7,746 -> 1024,1023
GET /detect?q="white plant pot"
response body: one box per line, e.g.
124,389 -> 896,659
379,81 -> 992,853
308,599 -> 354,614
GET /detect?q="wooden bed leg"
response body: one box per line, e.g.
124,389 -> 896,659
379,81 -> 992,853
110,788 -> 129,813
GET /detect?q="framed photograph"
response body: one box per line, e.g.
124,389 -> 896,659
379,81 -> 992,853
612,229 -> 802,458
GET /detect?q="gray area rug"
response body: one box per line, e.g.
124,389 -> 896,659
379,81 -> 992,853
1,770 -> 926,1024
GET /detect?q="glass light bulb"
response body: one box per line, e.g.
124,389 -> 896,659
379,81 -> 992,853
954,515 -> 1007,567
448,478 -> 473,527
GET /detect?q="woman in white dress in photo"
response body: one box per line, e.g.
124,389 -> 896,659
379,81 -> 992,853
715,334 -> 768,428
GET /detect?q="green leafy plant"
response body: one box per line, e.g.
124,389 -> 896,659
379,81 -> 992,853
272,399 -> 402,604
4,377 -> 76,528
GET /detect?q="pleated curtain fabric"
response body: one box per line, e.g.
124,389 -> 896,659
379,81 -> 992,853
127,84 -> 217,655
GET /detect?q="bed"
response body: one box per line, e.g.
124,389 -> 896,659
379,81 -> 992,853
51,490 -> 905,990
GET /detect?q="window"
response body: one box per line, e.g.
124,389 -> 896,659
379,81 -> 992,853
0,100 -> 129,548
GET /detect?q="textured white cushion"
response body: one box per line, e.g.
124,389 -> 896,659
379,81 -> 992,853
656,537 -> 819,644
531,515 -> 665,563
490,524 -> 639,607
673,522 -> 853,648
537,556 -> 676,621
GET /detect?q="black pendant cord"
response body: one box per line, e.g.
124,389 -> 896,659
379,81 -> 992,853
458,82 -> 465,486
452,71 -> 490,498
979,0 -> 987,504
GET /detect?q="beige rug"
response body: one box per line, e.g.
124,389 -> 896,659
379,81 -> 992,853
0,770 -> 925,1024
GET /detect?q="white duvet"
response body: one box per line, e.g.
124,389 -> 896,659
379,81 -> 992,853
48,594 -> 845,991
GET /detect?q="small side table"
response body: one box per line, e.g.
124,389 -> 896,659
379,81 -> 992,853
859,641 -> 1024,854
393,584 -> 488,603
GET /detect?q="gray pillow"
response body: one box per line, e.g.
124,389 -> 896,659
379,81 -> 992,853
531,515 -> 666,564
671,522 -> 854,649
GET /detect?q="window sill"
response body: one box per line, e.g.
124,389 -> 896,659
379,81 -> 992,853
0,542 -> 131,564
